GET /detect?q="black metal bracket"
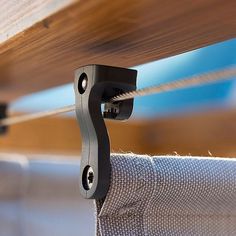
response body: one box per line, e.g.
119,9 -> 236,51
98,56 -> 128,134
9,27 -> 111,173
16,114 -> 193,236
74,65 -> 137,199
0,104 -> 8,134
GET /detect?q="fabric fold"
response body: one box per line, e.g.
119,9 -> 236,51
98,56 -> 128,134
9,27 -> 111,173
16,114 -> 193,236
96,154 -> 236,236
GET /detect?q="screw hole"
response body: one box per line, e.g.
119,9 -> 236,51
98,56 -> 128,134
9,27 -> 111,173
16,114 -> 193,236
78,73 -> 88,94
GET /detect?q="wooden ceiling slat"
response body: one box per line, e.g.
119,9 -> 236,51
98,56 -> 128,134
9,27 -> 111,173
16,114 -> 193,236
0,0 -> 236,102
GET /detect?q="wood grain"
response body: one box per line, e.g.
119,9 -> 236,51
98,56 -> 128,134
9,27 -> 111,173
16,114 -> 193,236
0,117 -> 145,155
143,109 -> 236,157
0,0 -> 76,43
0,0 -> 236,101
1,108 -> 236,157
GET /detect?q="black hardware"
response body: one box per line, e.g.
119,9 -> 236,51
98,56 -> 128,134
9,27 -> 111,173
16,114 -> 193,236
0,104 -> 8,134
74,65 -> 137,199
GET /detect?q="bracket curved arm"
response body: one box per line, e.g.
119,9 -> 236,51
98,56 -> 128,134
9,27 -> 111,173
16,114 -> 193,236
74,65 -> 137,199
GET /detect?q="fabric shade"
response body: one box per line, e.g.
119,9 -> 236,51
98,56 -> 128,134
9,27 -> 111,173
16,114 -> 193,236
0,153 -> 95,236
96,154 -> 236,235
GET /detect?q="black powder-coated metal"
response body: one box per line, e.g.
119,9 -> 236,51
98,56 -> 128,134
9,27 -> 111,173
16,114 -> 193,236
74,65 -> 137,199
0,104 -> 8,134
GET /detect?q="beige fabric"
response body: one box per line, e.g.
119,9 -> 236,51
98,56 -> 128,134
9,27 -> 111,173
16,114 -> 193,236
96,154 -> 236,236
0,153 -> 95,236
2,153 -> 236,235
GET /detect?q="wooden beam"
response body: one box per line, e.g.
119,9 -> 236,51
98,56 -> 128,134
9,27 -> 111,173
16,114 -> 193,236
0,117 -> 146,155
143,109 -> 236,157
0,0 -> 76,44
0,0 -> 236,101
1,108 -> 236,157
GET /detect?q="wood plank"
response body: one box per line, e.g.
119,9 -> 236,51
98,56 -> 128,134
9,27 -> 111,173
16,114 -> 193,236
0,0 -> 236,101
0,117 -> 145,155
0,0 -> 76,43
143,109 -> 236,157
1,108 -> 236,157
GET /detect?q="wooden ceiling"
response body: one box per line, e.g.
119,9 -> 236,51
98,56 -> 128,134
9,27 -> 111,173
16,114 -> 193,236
0,0 -> 236,102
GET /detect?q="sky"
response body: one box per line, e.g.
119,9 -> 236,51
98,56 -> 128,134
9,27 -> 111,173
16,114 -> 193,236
11,38 -> 236,119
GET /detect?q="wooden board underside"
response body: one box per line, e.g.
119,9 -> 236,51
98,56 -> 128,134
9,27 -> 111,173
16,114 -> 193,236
0,0 -> 236,102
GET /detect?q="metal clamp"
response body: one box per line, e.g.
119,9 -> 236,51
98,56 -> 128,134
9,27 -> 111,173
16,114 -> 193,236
74,65 -> 137,199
